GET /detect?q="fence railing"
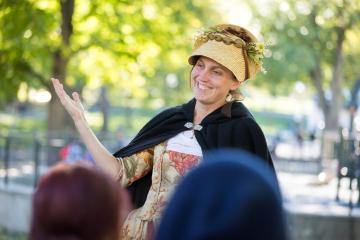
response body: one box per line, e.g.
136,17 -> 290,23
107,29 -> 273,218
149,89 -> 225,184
335,129 -> 360,206
0,131 -> 120,188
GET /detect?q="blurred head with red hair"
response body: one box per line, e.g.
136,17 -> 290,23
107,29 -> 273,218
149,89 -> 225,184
30,162 -> 130,240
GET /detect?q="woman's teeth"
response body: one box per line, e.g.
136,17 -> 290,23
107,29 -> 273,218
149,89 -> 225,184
198,83 -> 210,90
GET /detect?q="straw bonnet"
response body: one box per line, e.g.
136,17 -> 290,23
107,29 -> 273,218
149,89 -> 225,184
188,24 -> 265,82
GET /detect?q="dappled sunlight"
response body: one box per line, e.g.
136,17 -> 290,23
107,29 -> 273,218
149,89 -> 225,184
243,92 -> 314,115
279,172 -> 360,211
28,89 -> 51,104
7,168 -> 20,177
275,140 -> 321,160
21,164 -> 34,174
1,0 -> 360,238
0,167 -> 34,178
142,3 -> 157,20
17,82 -> 51,104
0,169 -> 5,178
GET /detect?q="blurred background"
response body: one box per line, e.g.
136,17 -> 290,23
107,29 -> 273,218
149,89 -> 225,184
1,0 -> 360,239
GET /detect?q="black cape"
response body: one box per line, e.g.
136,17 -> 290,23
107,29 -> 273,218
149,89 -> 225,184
114,98 -> 273,208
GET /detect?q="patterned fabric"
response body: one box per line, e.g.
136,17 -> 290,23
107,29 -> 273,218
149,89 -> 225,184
118,141 -> 201,240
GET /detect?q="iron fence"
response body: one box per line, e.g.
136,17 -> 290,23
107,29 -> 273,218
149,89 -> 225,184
0,131 -> 120,188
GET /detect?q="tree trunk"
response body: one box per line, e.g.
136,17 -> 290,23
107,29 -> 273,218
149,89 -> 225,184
326,26 -> 346,131
46,0 -> 75,164
99,86 -> 110,135
313,26 -> 346,183
310,54 -> 328,121
48,50 -> 72,135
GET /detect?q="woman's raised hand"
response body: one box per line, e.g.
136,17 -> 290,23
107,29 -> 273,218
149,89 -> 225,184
51,78 -> 85,122
51,78 -> 118,176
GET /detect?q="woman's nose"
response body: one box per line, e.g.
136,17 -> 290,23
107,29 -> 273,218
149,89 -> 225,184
197,69 -> 209,82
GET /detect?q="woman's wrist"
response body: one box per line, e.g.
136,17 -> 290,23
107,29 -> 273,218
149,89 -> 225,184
74,114 -> 89,130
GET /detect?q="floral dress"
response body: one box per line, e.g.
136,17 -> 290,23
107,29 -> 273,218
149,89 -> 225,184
117,130 -> 202,239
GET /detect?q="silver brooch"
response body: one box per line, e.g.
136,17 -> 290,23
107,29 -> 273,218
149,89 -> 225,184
184,122 -> 203,131
184,122 -> 193,129
194,124 -> 203,131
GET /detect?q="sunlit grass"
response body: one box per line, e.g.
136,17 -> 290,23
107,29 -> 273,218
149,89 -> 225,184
85,111 -> 151,137
253,112 -> 296,135
0,113 -> 46,134
0,105 -> 291,138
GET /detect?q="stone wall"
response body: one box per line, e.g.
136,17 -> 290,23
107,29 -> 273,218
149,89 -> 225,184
1,185 -> 360,240
287,210 -> 360,240
0,184 -> 32,233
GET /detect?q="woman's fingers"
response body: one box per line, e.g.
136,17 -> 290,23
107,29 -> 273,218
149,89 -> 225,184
51,78 -> 62,92
72,91 -> 82,106
51,80 -> 69,112
72,92 -> 80,102
51,78 -> 64,98
51,78 -> 65,94
51,78 -> 75,100
51,78 -> 85,119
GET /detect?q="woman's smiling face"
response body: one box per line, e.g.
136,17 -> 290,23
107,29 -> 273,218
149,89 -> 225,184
191,56 -> 240,108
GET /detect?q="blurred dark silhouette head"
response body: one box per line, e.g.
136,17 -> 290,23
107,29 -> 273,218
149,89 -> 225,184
30,162 -> 130,240
156,149 -> 288,240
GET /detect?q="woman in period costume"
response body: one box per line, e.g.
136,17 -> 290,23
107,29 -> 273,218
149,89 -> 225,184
51,23 -> 273,239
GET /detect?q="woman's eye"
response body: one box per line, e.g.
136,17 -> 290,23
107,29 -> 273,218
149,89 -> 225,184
197,63 -> 204,68
213,70 -> 222,75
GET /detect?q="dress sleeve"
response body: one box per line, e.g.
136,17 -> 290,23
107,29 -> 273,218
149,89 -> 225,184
116,147 -> 154,187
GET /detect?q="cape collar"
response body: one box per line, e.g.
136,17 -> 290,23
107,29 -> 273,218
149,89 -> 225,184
181,98 -> 249,125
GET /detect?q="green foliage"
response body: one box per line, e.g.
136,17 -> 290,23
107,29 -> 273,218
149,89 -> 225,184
0,0 -> 221,108
247,0 -> 360,94
0,0 -> 57,104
